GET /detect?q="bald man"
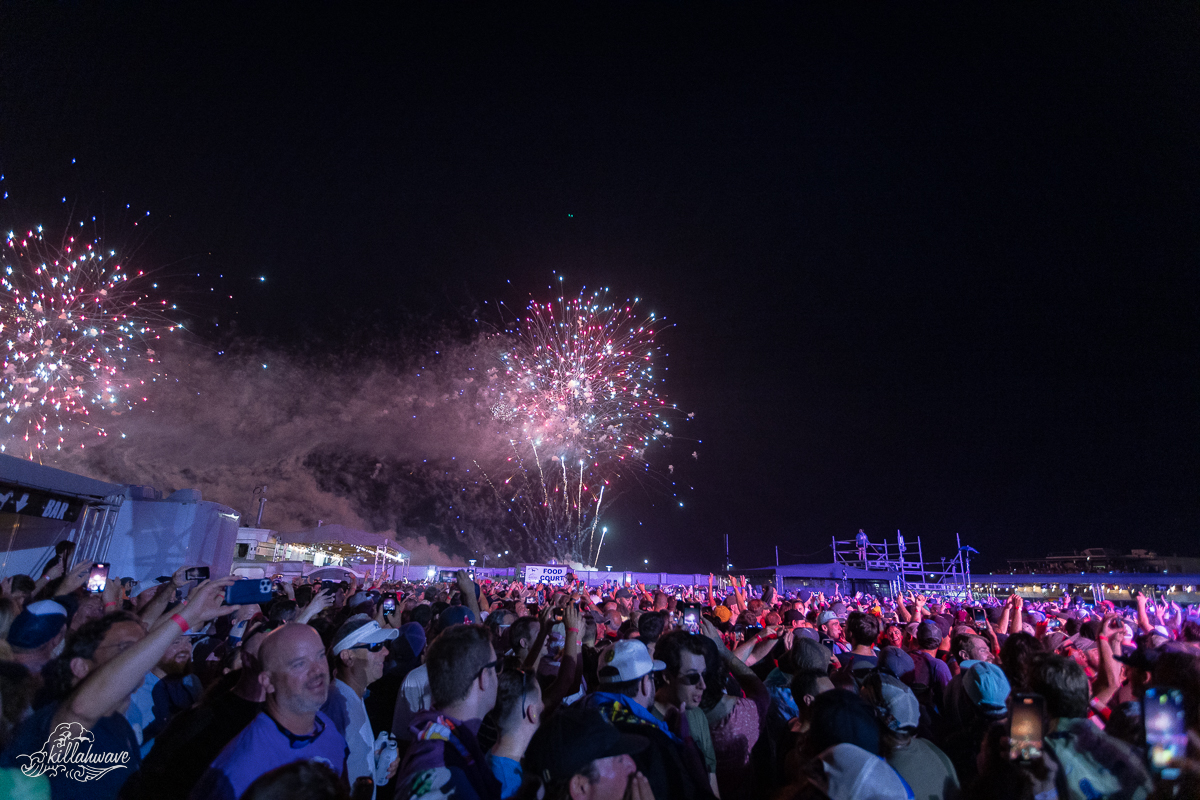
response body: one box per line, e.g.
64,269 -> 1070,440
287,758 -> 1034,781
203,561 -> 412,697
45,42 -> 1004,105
191,623 -> 348,800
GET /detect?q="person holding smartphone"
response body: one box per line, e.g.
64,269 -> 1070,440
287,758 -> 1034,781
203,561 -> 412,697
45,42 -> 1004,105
1022,653 -> 1154,799
1,577 -> 243,800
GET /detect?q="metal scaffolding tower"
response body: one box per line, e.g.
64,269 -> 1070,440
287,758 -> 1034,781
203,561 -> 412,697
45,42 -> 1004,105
831,530 -> 975,599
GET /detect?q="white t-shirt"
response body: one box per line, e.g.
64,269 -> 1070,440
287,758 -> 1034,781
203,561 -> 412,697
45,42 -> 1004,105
332,678 -> 376,793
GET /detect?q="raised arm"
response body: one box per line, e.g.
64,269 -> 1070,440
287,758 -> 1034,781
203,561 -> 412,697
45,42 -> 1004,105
139,566 -> 189,629
456,570 -> 483,621
295,587 -> 334,624
701,619 -> 769,716
541,604 -> 584,717
1134,591 -> 1154,634
522,604 -> 555,672
54,577 -> 240,731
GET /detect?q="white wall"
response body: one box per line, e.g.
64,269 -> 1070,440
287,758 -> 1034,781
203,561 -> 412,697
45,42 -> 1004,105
103,498 -> 241,585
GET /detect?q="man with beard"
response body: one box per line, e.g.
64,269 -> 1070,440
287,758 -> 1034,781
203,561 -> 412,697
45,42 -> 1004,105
323,616 -> 399,799
126,631 -> 203,755
190,623 -> 348,800
1,577 -> 242,800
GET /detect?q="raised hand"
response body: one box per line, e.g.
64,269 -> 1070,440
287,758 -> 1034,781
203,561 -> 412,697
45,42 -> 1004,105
455,569 -> 474,596
61,561 -> 94,595
179,576 -> 243,628
41,560 -> 65,581
628,771 -> 655,800
564,602 -> 584,637
699,618 -> 727,651
296,587 -> 334,624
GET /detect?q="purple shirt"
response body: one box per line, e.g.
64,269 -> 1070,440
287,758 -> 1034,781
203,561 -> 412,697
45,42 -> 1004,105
190,711 -> 348,800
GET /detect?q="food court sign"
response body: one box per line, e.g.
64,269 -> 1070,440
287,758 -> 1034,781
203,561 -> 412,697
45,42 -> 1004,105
521,564 -> 571,586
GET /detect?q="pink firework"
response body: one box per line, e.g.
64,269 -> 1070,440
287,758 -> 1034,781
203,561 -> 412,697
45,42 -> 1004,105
0,225 -> 177,457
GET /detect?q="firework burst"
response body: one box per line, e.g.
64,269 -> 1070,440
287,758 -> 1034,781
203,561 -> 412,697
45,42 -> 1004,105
0,225 -> 176,457
479,287 -> 677,562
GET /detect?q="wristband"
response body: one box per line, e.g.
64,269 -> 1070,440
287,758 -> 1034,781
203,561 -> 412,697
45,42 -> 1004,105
171,613 -> 190,634
104,600 -> 118,608
567,626 -> 580,633
1097,634 -> 1109,642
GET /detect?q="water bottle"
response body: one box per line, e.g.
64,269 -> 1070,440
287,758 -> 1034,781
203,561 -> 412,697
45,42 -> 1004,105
374,731 -> 398,784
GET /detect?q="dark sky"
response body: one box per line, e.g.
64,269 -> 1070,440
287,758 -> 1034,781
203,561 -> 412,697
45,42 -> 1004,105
1,2 -> 1197,572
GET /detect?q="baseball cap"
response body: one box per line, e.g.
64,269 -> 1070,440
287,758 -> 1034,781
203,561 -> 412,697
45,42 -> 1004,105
878,646 -> 915,682
808,688 -> 882,756
874,673 -> 920,732
597,639 -> 665,683
712,605 -> 732,624
7,600 -> 68,649
817,610 -> 842,627
439,605 -> 476,627
959,660 -> 1010,715
1044,632 -> 1070,652
783,609 -> 806,625
394,622 -> 427,661
820,743 -> 912,800
525,706 -> 648,784
917,620 -> 943,648
330,616 -> 400,656
794,627 -> 820,642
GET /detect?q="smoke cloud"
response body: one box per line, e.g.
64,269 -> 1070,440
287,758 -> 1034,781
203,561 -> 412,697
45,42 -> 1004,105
55,335 -> 525,563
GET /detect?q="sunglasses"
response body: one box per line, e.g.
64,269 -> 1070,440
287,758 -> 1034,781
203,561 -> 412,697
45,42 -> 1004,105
676,671 -> 704,686
351,642 -> 387,653
270,713 -> 327,749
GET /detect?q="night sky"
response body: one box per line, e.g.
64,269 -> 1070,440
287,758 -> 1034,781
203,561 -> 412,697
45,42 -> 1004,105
2,2 -> 1196,572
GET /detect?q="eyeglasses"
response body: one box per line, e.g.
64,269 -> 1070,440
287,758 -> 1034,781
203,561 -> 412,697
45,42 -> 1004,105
474,658 -> 503,681
351,642 -> 386,653
676,671 -> 704,686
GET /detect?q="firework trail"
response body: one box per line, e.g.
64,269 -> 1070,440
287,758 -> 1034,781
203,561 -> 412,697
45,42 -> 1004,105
0,225 -> 175,457
481,288 -> 677,563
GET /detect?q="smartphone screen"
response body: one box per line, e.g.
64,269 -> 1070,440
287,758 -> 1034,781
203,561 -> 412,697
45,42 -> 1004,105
1009,694 -> 1045,762
1144,687 -> 1187,780
682,609 -> 700,634
525,596 -> 538,606
86,563 -> 110,593
382,597 -> 397,616
184,566 -> 210,582
972,607 -> 986,624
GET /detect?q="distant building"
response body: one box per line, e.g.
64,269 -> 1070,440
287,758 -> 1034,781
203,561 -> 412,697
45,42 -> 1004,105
1006,547 -> 1200,575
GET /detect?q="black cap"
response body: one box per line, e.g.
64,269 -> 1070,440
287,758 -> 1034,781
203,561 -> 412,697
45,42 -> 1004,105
1115,647 -> 1160,672
525,707 -> 648,784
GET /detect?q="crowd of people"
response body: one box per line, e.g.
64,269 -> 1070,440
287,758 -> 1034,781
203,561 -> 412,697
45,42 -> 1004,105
0,543 -> 1197,800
